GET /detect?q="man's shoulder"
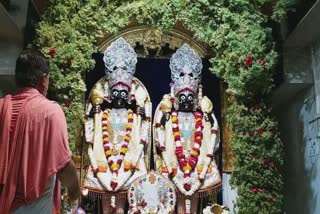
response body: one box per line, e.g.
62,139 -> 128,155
0,94 -> 12,101
31,97 -> 64,117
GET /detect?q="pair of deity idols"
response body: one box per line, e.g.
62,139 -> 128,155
83,38 -> 221,214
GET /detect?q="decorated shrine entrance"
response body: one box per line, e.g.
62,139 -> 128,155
86,56 -> 221,117
79,25 -> 229,213
36,1 -> 285,213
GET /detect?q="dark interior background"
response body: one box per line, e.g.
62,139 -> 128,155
86,54 -> 221,118
83,54 -> 223,212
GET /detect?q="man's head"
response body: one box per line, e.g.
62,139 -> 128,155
15,49 -> 50,96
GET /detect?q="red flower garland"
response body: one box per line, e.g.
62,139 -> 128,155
171,111 -> 204,190
101,109 -> 134,189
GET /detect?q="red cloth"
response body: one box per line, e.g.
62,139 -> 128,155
0,95 -> 11,187
0,88 -> 71,213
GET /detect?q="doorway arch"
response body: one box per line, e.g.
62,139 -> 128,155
36,1 -> 285,213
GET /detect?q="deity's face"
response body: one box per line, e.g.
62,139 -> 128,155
110,84 -> 129,108
178,90 -> 194,112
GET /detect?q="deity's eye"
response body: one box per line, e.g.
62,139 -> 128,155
179,72 -> 185,77
112,90 -> 119,96
180,95 -> 186,101
120,91 -> 127,98
187,95 -> 194,101
188,73 -> 194,78
113,66 -> 118,71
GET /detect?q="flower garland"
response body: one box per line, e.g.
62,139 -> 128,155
101,108 -> 134,190
86,107 -> 149,193
87,144 -> 112,191
110,195 -> 117,213
37,1 -> 286,212
185,199 -> 191,214
171,110 -> 203,191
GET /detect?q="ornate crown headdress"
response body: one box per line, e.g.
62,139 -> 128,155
103,37 -> 137,90
170,43 -> 202,95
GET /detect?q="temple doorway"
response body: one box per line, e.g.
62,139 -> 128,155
82,53 -> 223,213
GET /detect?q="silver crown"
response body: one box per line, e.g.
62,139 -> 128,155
103,37 -> 137,89
170,44 -> 202,95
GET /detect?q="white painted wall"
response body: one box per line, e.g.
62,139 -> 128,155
275,40 -> 320,214
312,40 -> 320,115
222,173 -> 237,214
277,86 -> 320,214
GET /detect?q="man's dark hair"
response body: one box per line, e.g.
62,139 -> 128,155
15,49 -> 50,87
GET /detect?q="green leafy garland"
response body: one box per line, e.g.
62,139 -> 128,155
35,0 -> 286,213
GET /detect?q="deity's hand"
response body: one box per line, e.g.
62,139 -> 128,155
204,112 -> 215,127
136,106 -> 146,120
160,113 -> 170,127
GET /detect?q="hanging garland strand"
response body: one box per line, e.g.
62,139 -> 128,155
35,0 -> 286,213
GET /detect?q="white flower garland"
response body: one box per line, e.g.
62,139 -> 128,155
185,199 -> 191,214
110,195 -> 116,212
86,110 -> 149,192
87,145 -> 113,191
172,175 -> 201,196
156,111 -> 219,195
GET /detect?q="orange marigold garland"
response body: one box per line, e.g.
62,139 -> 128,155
171,110 -> 204,191
101,108 -> 134,189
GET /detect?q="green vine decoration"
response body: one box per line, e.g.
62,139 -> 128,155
35,0 -> 287,213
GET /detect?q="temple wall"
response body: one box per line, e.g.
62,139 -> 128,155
0,40 -> 18,98
0,2 -> 24,98
274,38 -> 320,214
222,173 -> 237,214
276,87 -> 319,214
